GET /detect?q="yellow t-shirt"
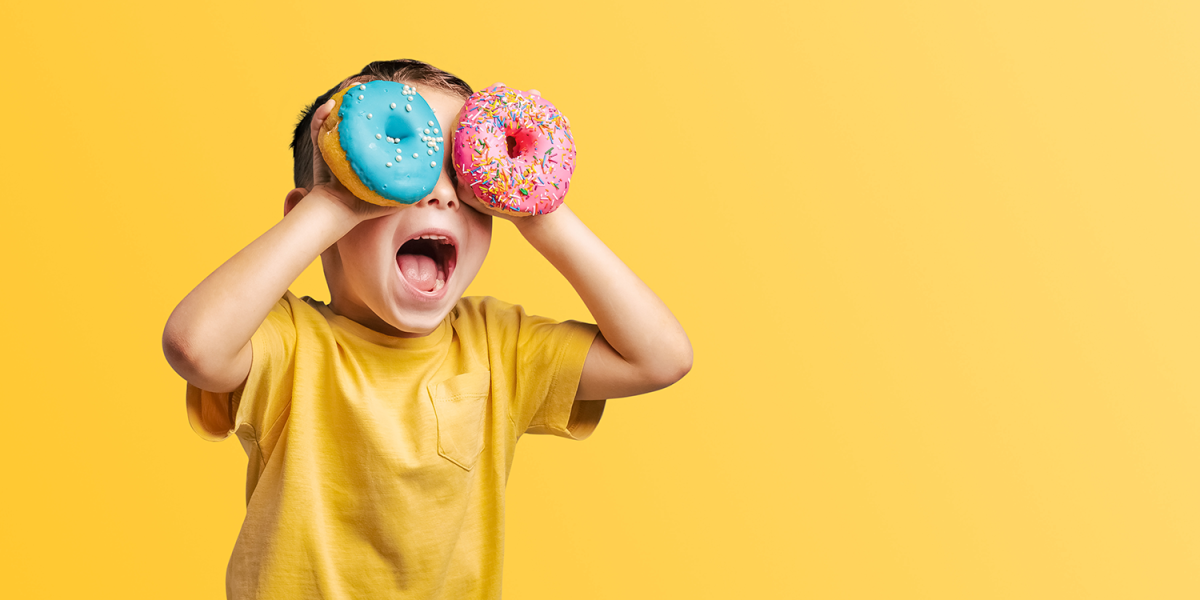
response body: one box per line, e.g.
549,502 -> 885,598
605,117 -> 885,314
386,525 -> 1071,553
187,292 -> 603,600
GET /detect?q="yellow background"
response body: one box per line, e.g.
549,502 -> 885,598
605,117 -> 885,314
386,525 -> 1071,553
2,0 -> 1197,597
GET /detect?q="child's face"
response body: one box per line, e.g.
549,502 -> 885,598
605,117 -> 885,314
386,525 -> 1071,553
327,87 -> 492,337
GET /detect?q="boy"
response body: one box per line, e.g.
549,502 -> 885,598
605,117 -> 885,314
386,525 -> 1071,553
163,59 -> 691,599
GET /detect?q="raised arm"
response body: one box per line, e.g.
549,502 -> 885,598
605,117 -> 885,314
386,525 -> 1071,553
513,206 -> 693,400
163,100 -> 392,392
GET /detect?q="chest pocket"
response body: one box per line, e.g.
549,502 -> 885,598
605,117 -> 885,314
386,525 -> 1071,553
427,371 -> 491,470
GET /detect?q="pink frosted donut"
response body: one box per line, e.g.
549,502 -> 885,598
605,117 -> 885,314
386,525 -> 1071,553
452,84 -> 575,216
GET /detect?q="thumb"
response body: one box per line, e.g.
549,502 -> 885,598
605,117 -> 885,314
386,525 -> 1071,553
311,98 -> 335,139
311,98 -> 336,185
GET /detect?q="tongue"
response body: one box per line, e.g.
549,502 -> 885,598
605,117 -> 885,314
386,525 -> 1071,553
398,254 -> 439,292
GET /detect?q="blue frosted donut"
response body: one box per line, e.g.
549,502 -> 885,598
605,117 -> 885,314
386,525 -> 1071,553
317,80 -> 445,206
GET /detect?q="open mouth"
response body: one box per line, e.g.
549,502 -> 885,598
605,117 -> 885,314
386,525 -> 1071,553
396,233 -> 457,294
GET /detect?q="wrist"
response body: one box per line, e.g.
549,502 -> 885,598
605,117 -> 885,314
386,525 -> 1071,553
302,186 -> 364,226
289,187 -> 363,242
512,204 -> 572,239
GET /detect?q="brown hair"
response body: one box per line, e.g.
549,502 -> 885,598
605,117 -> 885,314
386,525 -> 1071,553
290,59 -> 473,189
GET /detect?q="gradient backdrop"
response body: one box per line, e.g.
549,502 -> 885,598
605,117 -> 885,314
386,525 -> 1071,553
2,1 -> 1198,598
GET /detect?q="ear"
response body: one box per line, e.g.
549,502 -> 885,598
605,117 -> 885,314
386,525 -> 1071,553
284,188 -> 308,216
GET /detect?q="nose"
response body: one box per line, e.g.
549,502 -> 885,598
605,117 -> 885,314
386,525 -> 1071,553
417,164 -> 458,210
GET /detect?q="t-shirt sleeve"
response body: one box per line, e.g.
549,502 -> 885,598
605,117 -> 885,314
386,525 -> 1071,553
185,294 -> 298,444
484,299 -> 604,440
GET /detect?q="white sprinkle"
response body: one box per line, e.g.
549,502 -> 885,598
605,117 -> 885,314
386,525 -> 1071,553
428,121 -> 435,127
387,137 -> 394,143
427,141 -> 435,148
413,153 -> 419,158
436,137 -> 443,143
405,104 -> 412,112
359,84 -> 366,90
367,113 -> 372,119
408,96 -> 414,101
375,134 -> 382,140
434,128 -> 439,134
430,161 -> 437,167
396,148 -> 403,153
397,155 -> 402,161
386,162 -> 392,167
358,94 -> 364,100
428,149 -> 434,155
424,128 -> 430,134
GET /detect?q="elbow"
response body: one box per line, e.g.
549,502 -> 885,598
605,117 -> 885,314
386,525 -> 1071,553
161,320 -> 244,392
162,320 -> 199,381
671,344 -> 694,384
646,339 -> 693,390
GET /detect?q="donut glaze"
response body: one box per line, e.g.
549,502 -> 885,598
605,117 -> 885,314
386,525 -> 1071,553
318,81 -> 444,205
452,84 -> 575,216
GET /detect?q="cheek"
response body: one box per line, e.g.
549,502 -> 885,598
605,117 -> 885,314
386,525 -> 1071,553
340,221 -> 397,276
457,215 -> 492,274
470,214 -> 492,254
455,179 -> 474,201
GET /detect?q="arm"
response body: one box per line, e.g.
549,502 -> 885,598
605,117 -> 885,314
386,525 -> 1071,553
162,100 -> 394,392
510,205 -> 693,400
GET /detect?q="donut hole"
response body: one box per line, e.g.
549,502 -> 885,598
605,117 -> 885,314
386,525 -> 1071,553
504,129 -> 538,160
385,117 -> 417,143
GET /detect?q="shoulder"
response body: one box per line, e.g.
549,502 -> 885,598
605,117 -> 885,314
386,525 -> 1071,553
452,296 -> 597,353
260,290 -> 324,325
282,292 -> 347,334
293,292 -> 333,319
451,296 -> 563,349
250,292 -> 343,353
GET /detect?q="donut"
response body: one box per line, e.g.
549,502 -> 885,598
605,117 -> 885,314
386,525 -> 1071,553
318,80 -> 445,206
452,84 -> 575,216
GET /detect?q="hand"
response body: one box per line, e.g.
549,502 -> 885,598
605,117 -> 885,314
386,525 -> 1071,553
453,177 -> 522,223
309,97 -> 401,222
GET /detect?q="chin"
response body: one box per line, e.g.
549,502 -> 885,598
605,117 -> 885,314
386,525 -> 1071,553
385,298 -> 460,335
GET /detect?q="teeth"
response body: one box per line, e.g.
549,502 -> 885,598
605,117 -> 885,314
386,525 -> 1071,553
416,234 -> 450,242
434,278 -> 445,291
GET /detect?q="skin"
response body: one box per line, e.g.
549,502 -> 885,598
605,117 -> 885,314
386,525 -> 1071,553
163,82 -> 691,402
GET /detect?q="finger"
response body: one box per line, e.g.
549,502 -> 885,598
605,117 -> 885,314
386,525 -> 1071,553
310,98 -> 335,144
308,99 -> 337,185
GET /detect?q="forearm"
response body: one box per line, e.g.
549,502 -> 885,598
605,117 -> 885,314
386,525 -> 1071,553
514,206 -> 692,386
163,190 -> 358,391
